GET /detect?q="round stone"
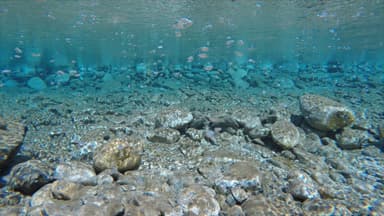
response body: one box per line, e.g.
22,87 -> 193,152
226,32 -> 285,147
299,94 -> 355,131
271,120 -> 300,149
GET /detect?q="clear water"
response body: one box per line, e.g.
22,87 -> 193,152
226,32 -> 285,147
1,0 -> 383,70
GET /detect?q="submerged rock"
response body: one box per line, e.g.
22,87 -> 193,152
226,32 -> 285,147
27,77 -> 47,90
178,184 -> 220,216
9,160 -> 54,195
156,108 -> 193,129
299,94 -> 355,131
93,137 -> 143,173
53,161 -> 97,185
336,128 -> 367,150
0,117 -> 25,169
147,127 -> 180,144
270,120 -> 300,149
288,170 -> 320,201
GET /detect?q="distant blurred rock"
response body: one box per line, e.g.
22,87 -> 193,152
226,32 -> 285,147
300,94 -> 354,131
93,138 -> 143,173
0,117 -> 25,169
27,77 -> 47,90
9,160 -> 54,195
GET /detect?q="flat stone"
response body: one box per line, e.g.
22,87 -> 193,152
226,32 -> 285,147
299,94 -> 355,131
271,120 -> 300,149
93,137 -> 143,173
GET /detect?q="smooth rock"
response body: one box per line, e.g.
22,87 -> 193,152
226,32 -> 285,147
93,137 -> 143,173
53,161 -> 97,185
27,77 -> 47,90
156,108 -> 193,129
147,127 -> 180,144
271,120 -> 300,149
9,160 -> 53,195
299,94 -> 355,131
0,117 -> 25,169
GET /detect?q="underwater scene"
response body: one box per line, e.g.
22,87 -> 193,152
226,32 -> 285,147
1,0 -> 384,215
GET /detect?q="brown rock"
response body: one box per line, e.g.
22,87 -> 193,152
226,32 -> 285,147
93,137 -> 143,173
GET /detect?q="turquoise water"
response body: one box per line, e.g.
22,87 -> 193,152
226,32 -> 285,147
1,0 -> 383,81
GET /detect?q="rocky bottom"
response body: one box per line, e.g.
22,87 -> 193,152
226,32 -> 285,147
0,72 -> 384,215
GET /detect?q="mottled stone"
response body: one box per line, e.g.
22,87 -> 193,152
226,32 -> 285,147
227,205 -> 245,216
299,94 -> 355,131
215,162 -> 263,194
147,127 -> 180,144
185,128 -> 204,141
271,120 -> 300,149
230,186 -> 248,204
9,160 -> 53,195
378,123 -> 384,140
232,109 -> 263,131
242,195 -> 282,216
336,128 -> 367,150
53,161 -> 97,185
208,115 -> 240,131
0,117 -> 25,168
93,137 -> 143,173
156,108 -> 193,129
248,127 -> 270,139
0,206 -> 24,216
178,184 -> 220,216
51,180 -> 81,200
288,170 -> 320,201
302,199 -> 352,216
